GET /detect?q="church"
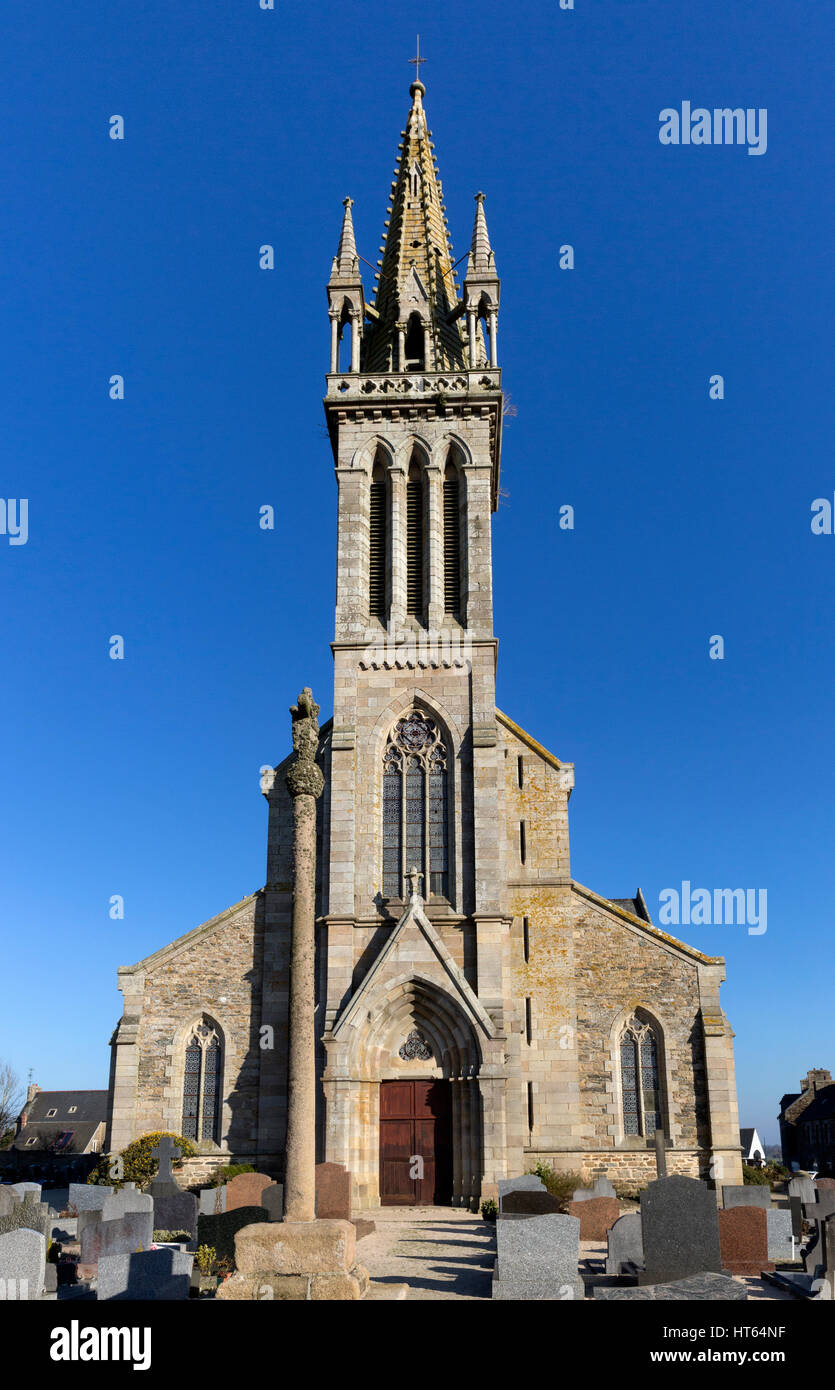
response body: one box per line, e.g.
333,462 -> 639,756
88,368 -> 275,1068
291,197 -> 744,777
106,75 -> 743,1208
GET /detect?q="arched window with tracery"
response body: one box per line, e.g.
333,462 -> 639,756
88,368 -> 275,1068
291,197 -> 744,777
620,1013 -> 663,1139
181,1017 -> 223,1144
382,710 -> 449,901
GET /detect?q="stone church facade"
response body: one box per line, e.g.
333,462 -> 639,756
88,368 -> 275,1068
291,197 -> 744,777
106,78 -> 743,1206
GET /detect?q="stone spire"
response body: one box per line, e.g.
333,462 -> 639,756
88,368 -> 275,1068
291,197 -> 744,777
362,79 -> 467,373
463,192 -> 501,369
327,198 -> 365,374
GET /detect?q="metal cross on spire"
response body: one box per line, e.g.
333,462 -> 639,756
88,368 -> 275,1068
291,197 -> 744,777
409,34 -> 427,81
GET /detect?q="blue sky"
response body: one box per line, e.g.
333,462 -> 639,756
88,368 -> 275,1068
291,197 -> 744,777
1,0 -> 832,1144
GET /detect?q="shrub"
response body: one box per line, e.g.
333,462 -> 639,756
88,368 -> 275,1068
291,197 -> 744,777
195,1245 -> 217,1275
87,1131 -> 197,1189
211,1163 -> 255,1188
742,1163 -> 771,1186
527,1162 -> 583,1211
613,1181 -> 649,1201
480,1199 -> 497,1222
153,1230 -> 192,1244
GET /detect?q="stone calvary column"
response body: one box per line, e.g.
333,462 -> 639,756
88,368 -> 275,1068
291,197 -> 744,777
283,687 -> 324,1224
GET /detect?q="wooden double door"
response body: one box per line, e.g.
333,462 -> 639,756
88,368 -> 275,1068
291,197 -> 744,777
379,1079 -> 453,1205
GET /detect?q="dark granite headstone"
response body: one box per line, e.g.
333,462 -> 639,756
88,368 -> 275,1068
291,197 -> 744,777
639,1176 -> 722,1285
152,1190 -> 198,1240
261,1183 -> 284,1222
197,1206 -> 268,1263
315,1163 -> 351,1220
718,1206 -> 774,1276
722,1185 -> 771,1210
790,1195 -> 804,1240
501,1190 -> 563,1217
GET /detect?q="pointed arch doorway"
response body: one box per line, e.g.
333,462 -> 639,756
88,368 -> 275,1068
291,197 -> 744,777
380,1078 -> 452,1205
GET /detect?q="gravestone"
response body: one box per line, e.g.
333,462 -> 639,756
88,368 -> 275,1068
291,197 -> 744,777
497,1175 -> 545,1215
81,1209 -> 154,1266
261,1184 -> 284,1222
0,1227 -> 45,1300
10,1182 -> 41,1202
815,1177 -> 835,1195
197,1206 -> 269,1263
572,1177 -> 616,1202
97,1247 -> 193,1301
639,1176 -> 722,1285
225,1172 -> 275,1212
315,1163 -> 351,1220
492,1213 -> 583,1300
718,1207 -> 774,1276
605,1212 -> 644,1275
766,1210 -> 795,1262
722,1185 -> 771,1210
152,1189 -> 198,1240
199,1185 -> 227,1216
789,1195 -> 804,1241
567,1196 -> 620,1241
0,1188 -> 20,1218
501,1190 -> 563,1217
148,1137 -> 182,1199
788,1173 -> 816,1206
595,1272 -> 746,1301
69,1183 -> 112,1213
0,1197 -> 50,1240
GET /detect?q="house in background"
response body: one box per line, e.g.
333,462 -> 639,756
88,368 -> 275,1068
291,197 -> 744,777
779,1067 -> 835,1176
739,1126 -> 766,1166
13,1083 -> 108,1155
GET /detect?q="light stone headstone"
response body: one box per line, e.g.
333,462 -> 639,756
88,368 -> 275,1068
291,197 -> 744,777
0,1227 -> 46,1300
97,1247 -> 193,1300
639,1176 -> 722,1285
595,1272 -> 747,1301
766,1209 -> 795,1263
199,1185 -> 226,1216
605,1211 -> 644,1275
10,1183 -> 41,1202
81,1208 -> 154,1265
492,1212 -> 583,1300
69,1183 -> 112,1213
788,1173 -> 817,1207
0,1197 -> 50,1240
722,1184 -> 771,1210
572,1176 -> 616,1203
0,1188 -> 20,1217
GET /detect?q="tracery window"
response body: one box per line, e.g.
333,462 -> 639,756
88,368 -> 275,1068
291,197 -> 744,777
382,710 -> 449,901
620,1014 -> 662,1139
181,1017 -> 223,1144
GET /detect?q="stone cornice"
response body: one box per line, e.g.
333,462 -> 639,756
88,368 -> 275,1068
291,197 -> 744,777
572,881 -> 725,966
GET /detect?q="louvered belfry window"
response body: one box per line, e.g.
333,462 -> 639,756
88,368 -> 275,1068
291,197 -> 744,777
620,1014 -> 662,1139
181,1017 -> 222,1144
406,468 -> 424,617
443,471 -> 460,615
382,710 -> 449,900
369,479 -> 387,620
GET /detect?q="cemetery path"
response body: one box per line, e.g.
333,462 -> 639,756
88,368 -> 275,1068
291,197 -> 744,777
353,1206 -> 496,1300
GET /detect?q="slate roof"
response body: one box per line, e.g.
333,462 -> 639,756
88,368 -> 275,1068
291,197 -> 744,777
13,1089 -> 108,1152
610,889 -> 652,923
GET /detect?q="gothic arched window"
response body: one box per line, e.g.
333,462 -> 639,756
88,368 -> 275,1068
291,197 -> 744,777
369,457 -> 388,621
443,462 -> 461,617
382,710 -> 449,901
620,1014 -> 662,1139
181,1017 -> 223,1144
406,459 -> 425,616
